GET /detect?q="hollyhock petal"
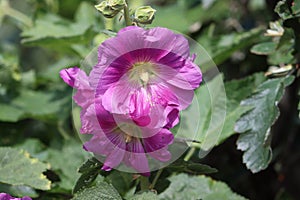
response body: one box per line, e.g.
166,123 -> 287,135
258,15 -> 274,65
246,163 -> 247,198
101,135 -> 126,171
0,193 -> 32,200
21,197 -> 32,200
144,129 -> 174,162
60,67 -> 91,89
73,90 -> 94,108
143,129 -> 174,152
125,139 -> 150,173
148,147 -> 172,162
83,133 -> 114,155
177,59 -> 202,89
147,83 -> 179,107
154,63 -> 197,90
145,27 -> 190,58
163,83 -> 195,110
129,87 -> 151,126
80,104 -> 99,134
118,26 -> 141,34
102,147 -> 125,171
0,193 -> 12,200
90,27 -> 196,90
94,97 -> 117,131
95,59 -> 132,95
145,103 -> 166,129
164,107 -> 180,129
59,67 -> 80,87
102,80 -> 132,115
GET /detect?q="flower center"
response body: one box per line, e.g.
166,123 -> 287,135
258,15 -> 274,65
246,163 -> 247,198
124,134 -> 133,143
129,62 -> 155,86
118,123 -> 142,143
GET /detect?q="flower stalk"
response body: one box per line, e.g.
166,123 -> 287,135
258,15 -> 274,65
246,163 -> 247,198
0,0 -> 33,28
184,147 -> 196,161
124,0 -> 132,26
149,168 -> 163,190
140,176 -> 150,190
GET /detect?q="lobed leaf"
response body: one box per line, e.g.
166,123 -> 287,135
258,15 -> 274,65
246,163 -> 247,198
158,174 -> 248,200
46,140 -> 90,191
185,73 -> 265,151
129,192 -> 159,200
72,181 -> 122,200
250,42 -> 277,55
166,159 -> 217,174
73,157 -> 103,193
235,76 -> 295,173
0,147 -> 51,190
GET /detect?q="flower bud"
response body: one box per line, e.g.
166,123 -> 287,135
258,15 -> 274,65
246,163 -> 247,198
95,0 -> 126,18
134,6 -> 156,24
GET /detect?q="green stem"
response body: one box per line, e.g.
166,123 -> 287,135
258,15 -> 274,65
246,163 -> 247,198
140,176 -> 150,190
104,18 -> 114,30
184,147 -> 196,161
123,0 -> 132,26
0,0 -> 33,28
149,168 -> 163,190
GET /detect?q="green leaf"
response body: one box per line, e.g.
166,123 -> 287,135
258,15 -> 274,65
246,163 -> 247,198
178,74 -> 226,150
152,3 -> 189,33
0,183 -> 38,198
0,89 -> 64,122
73,170 -> 101,194
199,28 -> 263,65
185,73 -> 265,150
217,73 -> 266,144
0,147 -> 51,190
158,174 -> 247,200
167,159 -> 217,174
129,192 -> 159,200
292,0 -> 300,15
187,1 -> 231,25
75,2 -> 97,25
0,104 -> 25,122
78,157 -> 103,174
21,13 -> 95,48
251,42 -> 277,55
106,171 -> 134,197
275,1 -> 293,20
267,29 -> 295,65
15,139 -> 48,161
73,157 -> 103,193
47,140 -> 90,191
72,181 -> 122,200
235,76 -> 295,173
37,58 -> 78,84
11,90 -> 62,119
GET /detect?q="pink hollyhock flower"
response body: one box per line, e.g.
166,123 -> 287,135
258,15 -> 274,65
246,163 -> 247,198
60,26 -> 202,174
83,95 -> 174,175
89,26 -> 202,127
0,193 -> 32,200
60,68 -> 175,174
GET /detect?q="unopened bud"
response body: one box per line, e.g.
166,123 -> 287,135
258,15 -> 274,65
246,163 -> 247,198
134,6 -> 156,24
95,0 -> 126,18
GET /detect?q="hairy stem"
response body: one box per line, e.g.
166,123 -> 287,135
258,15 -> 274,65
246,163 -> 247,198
184,147 -> 196,161
0,0 -> 33,28
124,0 -> 132,26
140,176 -> 150,190
104,18 -> 114,30
149,168 -> 163,190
